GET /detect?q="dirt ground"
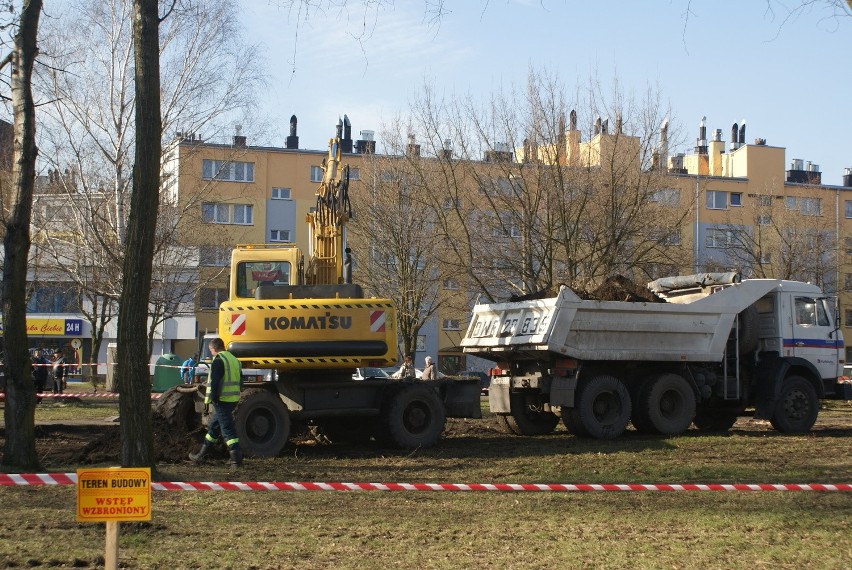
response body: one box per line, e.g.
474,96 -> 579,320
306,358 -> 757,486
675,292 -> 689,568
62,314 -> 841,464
3,403 -> 850,470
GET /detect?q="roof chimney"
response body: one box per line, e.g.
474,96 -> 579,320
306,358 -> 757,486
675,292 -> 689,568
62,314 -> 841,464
406,133 -> 421,158
843,168 -> 852,187
286,115 -> 299,149
233,125 -> 246,147
355,130 -> 375,154
695,116 -> 707,154
341,114 -> 353,153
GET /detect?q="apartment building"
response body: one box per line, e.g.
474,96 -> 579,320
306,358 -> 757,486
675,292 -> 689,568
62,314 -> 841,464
172,113 -> 852,371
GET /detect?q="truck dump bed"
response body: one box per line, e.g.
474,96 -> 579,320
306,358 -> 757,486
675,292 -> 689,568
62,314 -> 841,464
461,279 -> 782,362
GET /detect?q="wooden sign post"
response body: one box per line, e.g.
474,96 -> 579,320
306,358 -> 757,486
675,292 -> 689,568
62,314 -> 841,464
77,468 -> 151,570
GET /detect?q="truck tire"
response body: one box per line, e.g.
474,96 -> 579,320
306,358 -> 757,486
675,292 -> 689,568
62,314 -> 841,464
770,376 -> 819,434
633,373 -> 696,436
692,408 -> 739,432
499,393 -> 560,436
234,389 -> 291,457
376,384 -> 445,449
155,385 -> 200,432
574,374 -> 631,440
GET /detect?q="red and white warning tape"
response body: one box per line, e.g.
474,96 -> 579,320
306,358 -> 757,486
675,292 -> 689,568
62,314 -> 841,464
0,474 -> 849,492
0,392 -> 163,399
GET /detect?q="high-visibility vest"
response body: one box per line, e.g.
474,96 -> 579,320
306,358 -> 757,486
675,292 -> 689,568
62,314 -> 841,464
205,350 -> 242,403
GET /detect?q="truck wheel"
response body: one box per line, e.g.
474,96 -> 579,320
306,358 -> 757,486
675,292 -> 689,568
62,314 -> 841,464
634,373 -> 696,436
770,376 -> 818,434
574,375 -> 631,440
377,384 -> 445,449
692,409 -> 739,432
499,393 -> 559,436
155,385 -> 200,432
234,389 -> 291,457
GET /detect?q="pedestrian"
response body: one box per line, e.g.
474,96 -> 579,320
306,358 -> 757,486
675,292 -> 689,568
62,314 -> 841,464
52,349 -> 66,394
32,350 -> 49,395
421,355 -> 437,380
393,354 -> 415,380
180,353 -> 197,384
189,337 -> 243,467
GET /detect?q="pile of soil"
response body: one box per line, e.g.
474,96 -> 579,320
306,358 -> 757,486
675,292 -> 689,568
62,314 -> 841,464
579,275 -> 664,303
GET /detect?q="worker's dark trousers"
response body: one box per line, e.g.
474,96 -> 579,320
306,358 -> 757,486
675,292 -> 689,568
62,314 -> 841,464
206,401 -> 240,449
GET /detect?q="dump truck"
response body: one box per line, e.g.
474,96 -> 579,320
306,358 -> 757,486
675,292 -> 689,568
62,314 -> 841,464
156,125 -> 481,455
460,273 -> 851,439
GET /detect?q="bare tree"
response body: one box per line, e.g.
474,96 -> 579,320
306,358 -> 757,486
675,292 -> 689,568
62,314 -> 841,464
706,192 -> 837,290
1,0 -> 43,471
404,71 -> 691,304
349,124 -> 446,358
32,0 -> 264,385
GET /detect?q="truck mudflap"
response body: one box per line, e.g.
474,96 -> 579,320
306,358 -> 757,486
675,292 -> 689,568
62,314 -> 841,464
439,379 -> 483,419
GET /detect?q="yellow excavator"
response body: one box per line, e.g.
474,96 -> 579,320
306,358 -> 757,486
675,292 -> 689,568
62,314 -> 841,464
158,122 -> 481,456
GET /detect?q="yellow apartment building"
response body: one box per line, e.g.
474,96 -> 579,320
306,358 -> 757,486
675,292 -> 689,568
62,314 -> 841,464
171,114 -> 852,370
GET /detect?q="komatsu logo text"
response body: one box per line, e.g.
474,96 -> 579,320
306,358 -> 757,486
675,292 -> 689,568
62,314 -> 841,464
264,313 -> 352,331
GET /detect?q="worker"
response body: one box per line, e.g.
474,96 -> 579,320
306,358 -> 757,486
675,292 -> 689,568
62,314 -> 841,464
189,337 -> 243,467
421,356 -> 437,380
393,354 -> 415,380
180,354 -> 197,384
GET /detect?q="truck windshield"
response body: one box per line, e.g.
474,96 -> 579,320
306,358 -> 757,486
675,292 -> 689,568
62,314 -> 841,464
795,296 -> 831,327
235,261 -> 291,298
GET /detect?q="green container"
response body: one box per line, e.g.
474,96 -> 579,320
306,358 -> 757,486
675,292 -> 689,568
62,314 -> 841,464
152,354 -> 182,393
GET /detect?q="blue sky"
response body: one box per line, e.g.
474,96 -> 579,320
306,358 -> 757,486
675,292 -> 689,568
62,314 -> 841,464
241,1 -> 851,185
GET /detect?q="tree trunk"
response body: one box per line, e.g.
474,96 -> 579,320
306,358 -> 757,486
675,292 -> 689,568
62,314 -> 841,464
115,0 -> 161,468
1,0 -> 43,471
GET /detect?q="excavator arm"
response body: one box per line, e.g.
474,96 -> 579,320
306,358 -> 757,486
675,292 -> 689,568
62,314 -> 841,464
305,120 -> 353,285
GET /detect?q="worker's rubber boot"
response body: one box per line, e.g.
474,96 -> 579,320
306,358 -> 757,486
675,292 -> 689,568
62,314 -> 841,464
228,447 -> 243,467
188,442 -> 211,463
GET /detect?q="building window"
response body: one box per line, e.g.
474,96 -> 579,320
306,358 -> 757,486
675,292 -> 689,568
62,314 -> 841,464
755,195 -> 773,207
845,274 -> 852,292
443,278 -> 459,290
730,193 -> 743,207
759,253 -> 772,264
845,237 -> 852,256
270,229 -> 291,242
233,204 -> 253,224
756,214 -> 771,226
706,228 -> 741,249
846,309 -> 852,328
799,197 -> 821,216
845,200 -> 852,219
310,166 -> 323,182
416,335 -> 426,351
198,245 -> 230,266
649,188 -> 680,206
785,196 -> 797,210
706,191 -> 727,210
442,197 -> 462,209
442,319 -> 461,331
649,227 -> 680,246
201,159 -> 254,182
202,203 -> 253,225
199,287 -> 228,309
26,282 -> 80,313
348,167 -> 360,181
272,187 -> 292,200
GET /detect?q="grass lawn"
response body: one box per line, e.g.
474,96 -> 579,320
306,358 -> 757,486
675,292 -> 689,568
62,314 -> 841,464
0,400 -> 850,569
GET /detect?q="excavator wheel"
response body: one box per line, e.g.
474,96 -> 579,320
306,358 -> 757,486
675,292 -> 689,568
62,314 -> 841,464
499,392 -> 559,436
376,383 -> 445,449
234,388 -> 291,457
155,385 -> 200,432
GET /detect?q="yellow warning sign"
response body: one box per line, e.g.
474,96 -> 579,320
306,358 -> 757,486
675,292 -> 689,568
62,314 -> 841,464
76,467 -> 151,522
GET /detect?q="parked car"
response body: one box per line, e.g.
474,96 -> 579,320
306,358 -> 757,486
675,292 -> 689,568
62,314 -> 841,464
352,367 -> 392,381
414,368 -> 447,380
457,370 -> 490,395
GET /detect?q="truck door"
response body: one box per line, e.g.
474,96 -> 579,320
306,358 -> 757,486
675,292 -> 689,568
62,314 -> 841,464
790,296 -> 842,379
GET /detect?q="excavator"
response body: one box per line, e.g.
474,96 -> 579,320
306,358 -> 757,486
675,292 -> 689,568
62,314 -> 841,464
157,122 -> 481,456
